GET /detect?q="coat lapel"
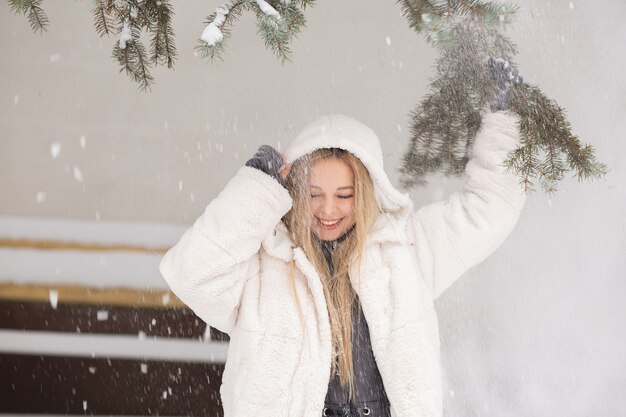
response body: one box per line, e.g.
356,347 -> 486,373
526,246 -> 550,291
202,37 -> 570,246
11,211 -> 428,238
261,221 -> 294,262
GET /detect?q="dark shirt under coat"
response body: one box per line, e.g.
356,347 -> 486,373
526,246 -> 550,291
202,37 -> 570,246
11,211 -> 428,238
320,236 -> 391,417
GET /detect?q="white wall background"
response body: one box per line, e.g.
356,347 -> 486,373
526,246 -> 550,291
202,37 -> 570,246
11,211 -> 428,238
1,0 -> 624,416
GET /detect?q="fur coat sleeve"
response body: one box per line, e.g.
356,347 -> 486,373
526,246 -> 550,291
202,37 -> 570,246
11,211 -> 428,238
407,111 -> 527,300
159,166 -> 293,334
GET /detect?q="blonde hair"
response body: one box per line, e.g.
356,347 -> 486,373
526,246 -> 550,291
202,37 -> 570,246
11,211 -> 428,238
283,148 -> 380,399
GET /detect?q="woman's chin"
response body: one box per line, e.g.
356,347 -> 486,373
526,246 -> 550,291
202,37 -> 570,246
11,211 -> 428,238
316,231 -> 341,241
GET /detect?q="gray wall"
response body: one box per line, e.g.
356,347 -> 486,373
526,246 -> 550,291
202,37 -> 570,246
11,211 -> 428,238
2,0 -> 625,415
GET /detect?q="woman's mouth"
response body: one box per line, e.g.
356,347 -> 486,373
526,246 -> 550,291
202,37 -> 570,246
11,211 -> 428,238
316,217 -> 343,231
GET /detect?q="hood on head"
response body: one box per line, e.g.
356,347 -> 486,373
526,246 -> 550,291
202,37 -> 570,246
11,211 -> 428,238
285,114 -> 413,216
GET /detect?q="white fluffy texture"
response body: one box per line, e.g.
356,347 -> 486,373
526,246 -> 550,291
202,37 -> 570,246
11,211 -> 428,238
286,113 -> 414,215
159,112 -> 526,417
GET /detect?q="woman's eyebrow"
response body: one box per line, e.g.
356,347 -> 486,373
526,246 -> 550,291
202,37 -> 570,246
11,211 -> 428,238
309,185 -> 354,190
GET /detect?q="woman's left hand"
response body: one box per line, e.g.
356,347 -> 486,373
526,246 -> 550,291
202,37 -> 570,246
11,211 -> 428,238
487,57 -> 524,112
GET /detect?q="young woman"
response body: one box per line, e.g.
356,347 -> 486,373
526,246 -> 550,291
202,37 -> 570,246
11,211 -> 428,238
160,67 -> 526,417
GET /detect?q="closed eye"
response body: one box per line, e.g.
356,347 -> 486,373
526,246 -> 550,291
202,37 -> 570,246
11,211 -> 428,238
337,195 -> 353,199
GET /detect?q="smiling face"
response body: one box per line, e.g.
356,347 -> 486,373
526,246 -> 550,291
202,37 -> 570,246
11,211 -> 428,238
308,157 -> 356,241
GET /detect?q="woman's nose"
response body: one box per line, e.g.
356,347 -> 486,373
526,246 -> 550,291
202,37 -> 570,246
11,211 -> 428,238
321,198 -> 336,216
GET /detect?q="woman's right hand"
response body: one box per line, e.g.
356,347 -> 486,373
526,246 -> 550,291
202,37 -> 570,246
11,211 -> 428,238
245,145 -> 290,187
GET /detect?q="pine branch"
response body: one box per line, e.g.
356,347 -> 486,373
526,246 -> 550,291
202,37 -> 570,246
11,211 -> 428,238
112,22 -> 154,91
507,84 -> 608,193
278,2 -> 307,41
255,1 -> 292,63
396,0 -> 518,47
397,0 -> 438,33
93,0 -> 114,37
401,18 -> 608,194
298,0 -> 316,9
150,0 -> 177,68
196,0 -> 311,64
196,1 -> 254,62
7,0 -> 25,12
401,18 -> 513,186
27,0 -> 47,33
90,0 -> 177,90
8,0 -> 49,33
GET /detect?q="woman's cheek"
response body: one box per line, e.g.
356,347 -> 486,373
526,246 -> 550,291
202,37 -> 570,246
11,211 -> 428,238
345,199 -> 355,215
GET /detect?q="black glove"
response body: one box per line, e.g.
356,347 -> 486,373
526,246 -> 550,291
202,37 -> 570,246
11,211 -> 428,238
487,57 -> 524,112
245,145 -> 286,188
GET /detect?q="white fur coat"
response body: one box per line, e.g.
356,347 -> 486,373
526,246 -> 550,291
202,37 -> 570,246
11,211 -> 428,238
159,112 -> 527,417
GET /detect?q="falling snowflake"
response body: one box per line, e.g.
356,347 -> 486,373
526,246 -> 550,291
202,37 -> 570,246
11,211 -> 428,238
73,166 -> 83,182
50,143 -> 61,159
49,289 -> 58,309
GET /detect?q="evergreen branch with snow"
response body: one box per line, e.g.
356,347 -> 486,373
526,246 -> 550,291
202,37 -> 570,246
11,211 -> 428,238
256,1 -> 291,63
399,18 -> 608,195
196,0 -> 312,63
9,0 -> 310,83
9,0 -> 177,89
112,22 -> 154,91
8,0 -> 48,33
196,1 -> 252,62
95,0 -> 177,90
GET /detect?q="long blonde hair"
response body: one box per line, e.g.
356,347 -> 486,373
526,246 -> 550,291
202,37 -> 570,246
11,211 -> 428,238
283,148 -> 380,399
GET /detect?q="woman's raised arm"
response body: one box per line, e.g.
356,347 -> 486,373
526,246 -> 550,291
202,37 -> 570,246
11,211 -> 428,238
159,166 -> 293,334
407,111 -> 527,300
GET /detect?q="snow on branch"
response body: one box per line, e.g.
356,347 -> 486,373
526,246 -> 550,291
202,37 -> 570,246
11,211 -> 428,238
256,0 -> 281,19
196,0 -> 307,63
119,20 -> 132,49
200,2 -> 233,47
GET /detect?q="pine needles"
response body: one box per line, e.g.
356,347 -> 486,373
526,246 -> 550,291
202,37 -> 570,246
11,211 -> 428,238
9,0 -> 311,87
507,85 -> 607,193
94,0 -> 178,91
396,0 -> 518,46
195,0 -> 312,64
6,0 -> 609,194
8,0 -> 48,33
399,17 -> 607,194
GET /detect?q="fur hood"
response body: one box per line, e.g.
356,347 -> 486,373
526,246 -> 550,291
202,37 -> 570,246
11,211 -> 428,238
286,114 -> 414,217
